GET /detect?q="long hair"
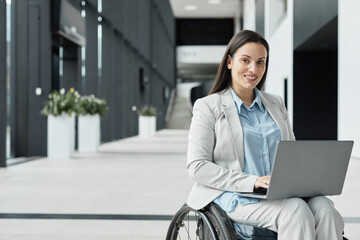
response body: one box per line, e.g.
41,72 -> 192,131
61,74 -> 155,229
209,30 -> 269,95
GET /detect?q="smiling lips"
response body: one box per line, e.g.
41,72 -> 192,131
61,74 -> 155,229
244,75 -> 258,82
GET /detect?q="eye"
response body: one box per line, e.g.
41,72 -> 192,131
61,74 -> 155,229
257,60 -> 265,65
241,58 -> 249,63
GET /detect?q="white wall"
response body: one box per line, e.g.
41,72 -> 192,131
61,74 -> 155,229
268,0 -> 287,36
338,0 -> 360,158
265,0 -> 294,122
243,0 -> 256,31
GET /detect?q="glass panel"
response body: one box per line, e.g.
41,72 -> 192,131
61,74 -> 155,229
59,46 -> 63,88
81,45 -> 86,91
98,0 -> 102,81
6,0 -> 12,159
98,24 -> 102,82
81,2 -> 86,91
98,0 -> 102,13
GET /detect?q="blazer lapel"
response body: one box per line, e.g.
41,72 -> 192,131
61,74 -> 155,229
220,90 -> 287,170
260,92 -> 285,140
220,89 -> 245,170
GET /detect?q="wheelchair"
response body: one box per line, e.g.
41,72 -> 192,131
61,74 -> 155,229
166,202 -> 349,240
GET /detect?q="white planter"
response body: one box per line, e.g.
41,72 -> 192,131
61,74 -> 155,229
139,116 -> 156,137
47,113 -> 75,159
78,114 -> 100,152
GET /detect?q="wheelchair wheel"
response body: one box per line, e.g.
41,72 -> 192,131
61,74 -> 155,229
166,204 -> 236,240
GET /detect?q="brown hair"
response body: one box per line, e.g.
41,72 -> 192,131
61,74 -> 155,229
209,30 -> 269,95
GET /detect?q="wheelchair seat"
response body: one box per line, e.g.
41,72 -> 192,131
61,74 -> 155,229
166,202 -> 277,240
212,202 -> 278,240
166,202 -> 349,240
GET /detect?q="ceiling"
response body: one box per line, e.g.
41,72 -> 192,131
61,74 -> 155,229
169,0 -> 240,18
295,16 -> 337,52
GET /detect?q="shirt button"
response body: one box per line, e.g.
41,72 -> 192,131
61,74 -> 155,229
262,152 -> 267,155
254,125 -> 258,128
262,134 -> 266,138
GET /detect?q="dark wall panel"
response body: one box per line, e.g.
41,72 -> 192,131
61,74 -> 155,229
99,0 -> 175,140
14,0 -> 29,157
129,53 -> 139,136
28,2 -> 50,156
139,0 -> 151,61
12,0 -> 52,157
105,0 -> 122,33
293,51 -> 337,140
100,21 -> 113,142
85,4 -> 98,95
112,33 -> 124,139
123,0 -> 137,48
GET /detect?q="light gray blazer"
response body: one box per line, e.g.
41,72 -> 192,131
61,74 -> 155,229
186,89 -> 295,210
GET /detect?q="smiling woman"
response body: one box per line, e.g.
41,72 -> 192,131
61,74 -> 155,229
227,42 -> 267,107
186,30 -> 345,240
209,30 -> 269,95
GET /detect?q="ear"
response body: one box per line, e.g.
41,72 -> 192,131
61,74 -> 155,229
227,55 -> 232,69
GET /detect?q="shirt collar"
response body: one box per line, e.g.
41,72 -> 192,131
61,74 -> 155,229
229,87 -> 265,114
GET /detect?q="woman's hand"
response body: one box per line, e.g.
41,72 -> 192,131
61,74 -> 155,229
254,175 -> 271,190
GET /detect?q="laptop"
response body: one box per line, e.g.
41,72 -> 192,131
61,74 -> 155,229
238,140 -> 354,200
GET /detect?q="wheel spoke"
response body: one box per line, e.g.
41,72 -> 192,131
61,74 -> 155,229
169,207 -> 219,240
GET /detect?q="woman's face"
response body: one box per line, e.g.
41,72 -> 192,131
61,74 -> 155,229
227,42 -> 267,93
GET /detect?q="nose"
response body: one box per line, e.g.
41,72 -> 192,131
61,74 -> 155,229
249,61 -> 258,73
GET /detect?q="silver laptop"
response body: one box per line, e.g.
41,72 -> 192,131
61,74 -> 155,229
238,140 -> 354,200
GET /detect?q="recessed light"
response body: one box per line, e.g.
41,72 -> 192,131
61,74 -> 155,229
185,5 -> 198,11
208,0 -> 221,4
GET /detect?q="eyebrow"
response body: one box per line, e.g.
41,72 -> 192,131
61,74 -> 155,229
241,54 -> 266,59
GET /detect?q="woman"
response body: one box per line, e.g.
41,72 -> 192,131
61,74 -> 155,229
186,30 -> 344,239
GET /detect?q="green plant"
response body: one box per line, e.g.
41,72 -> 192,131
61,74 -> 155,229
40,88 -> 78,116
137,105 -> 157,117
76,94 -> 109,117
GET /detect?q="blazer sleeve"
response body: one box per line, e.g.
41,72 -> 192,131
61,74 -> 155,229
187,98 -> 258,193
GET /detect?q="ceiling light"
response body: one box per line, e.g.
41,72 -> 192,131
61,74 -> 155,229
208,0 -> 221,4
185,5 -> 198,11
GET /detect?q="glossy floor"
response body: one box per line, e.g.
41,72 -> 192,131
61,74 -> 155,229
0,129 -> 359,239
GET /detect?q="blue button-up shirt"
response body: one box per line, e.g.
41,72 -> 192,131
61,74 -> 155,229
214,88 -> 281,212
